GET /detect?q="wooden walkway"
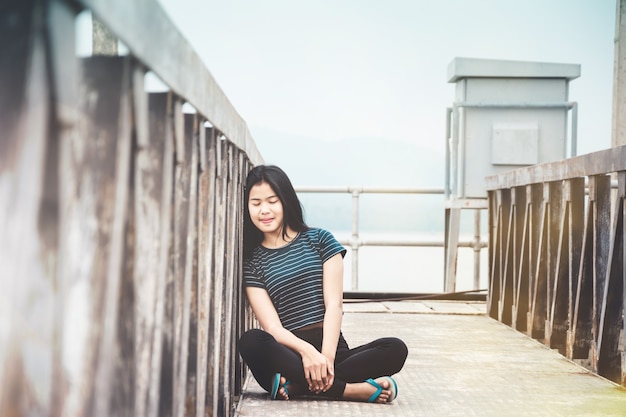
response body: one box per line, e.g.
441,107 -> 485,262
235,301 -> 626,417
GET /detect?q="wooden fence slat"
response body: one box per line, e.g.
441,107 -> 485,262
179,114 -> 198,417
186,115 -> 200,417
200,129 -> 218,417
132,90 -> 169,417
565,178 -> 585,353
487,191 -> 496,317
487,191 -> 501,319
171,103 -> 192,417
569,178 -> 595,361
527,184 -> 543,325
221,143 -> 240,415
147,92 -> 176,417
513,187 -> 530,331
499,189 -> 513,325
57,56 -> 133,417
548,182 -> 570,353
158,93 -> 177,417
235,154 -> 249,396
596,172 -> 625,382
0,1 -> 55,415
211,138 -> 229,417
195,126 -> 215,417
108,59 -> 139,417
529,184 -> 549,339
591,175 -> 612,370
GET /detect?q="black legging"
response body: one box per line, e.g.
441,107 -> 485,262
238,327 -> 408,399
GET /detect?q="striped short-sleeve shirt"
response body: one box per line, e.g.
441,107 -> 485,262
243,228 -> 346,331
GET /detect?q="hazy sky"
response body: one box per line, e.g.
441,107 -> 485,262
156,0 -> 615,165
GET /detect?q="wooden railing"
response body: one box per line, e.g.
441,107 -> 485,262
486,145 -> 626,386
0,1 -> 262,416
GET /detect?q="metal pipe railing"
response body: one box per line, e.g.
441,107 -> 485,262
295,186 -> 488,291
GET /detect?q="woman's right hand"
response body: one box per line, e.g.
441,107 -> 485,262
301,347 -> 334,394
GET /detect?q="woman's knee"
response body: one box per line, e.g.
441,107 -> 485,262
238,328 -> 271,358
392,337 -> 408,357
383,337 -> 408,371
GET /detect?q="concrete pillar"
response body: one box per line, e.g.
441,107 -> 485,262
92,17 -> 118,56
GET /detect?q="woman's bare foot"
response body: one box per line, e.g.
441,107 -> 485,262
342,377 -> 397,403
274,375 -> 290,400
273,375 -> 304,400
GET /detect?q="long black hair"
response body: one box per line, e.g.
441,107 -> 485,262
243,165 -> 309,258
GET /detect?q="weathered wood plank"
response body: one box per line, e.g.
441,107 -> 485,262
57,56 -> 133,417
203,129 -> 219,417
234,153 -> 249,396
566,178 -> 585,352
109,122 -> 137,416
195,126 -> 216,417
92,56 -> 134,417
0,1 -> 56,415
222,144 -> 240,415
158,94 -> 177,417
179,114 -> 198,417
545,182 -> 563,344
211,138 -> 229,417
513,186 -> 530,331
487,191 -> 501,319
528,184 -> 550,340
569,177 -> 600,360
171,104 -> 193,417
596,172 -> 625,383
527,183 -> 543,322
591,176 -> 612,370
147,92 -> 175,417
498,189 -> 513,325
132,90 -> 169,417
548,181 -> 571,353
570,200 -> 593,360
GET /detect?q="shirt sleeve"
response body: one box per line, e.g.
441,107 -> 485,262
317,229 -> 347,262
243,258 -> 265,289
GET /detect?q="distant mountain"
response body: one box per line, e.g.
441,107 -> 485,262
252,127 -> 446,188
247,127 -> 457,233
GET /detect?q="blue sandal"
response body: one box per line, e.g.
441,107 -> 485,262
365,376 -> 398,403
270,373 -> 290,400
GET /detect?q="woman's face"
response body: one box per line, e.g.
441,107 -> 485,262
248,181 -> 284,236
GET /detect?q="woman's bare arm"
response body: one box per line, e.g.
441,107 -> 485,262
321,253 -> 344,390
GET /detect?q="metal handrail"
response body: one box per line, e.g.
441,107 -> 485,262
295,186 -> 488,291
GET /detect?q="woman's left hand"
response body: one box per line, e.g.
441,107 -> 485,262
301,348 -> 334,394
321,355 -> 335,392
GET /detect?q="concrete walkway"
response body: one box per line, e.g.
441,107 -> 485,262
235,301 -> 626,417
